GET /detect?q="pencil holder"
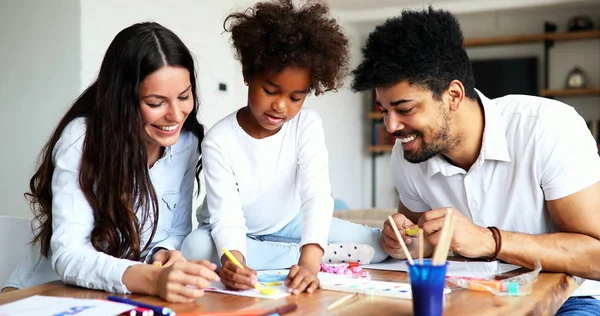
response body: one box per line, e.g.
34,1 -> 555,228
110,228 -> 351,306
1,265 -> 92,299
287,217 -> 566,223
408,259 -> 448,316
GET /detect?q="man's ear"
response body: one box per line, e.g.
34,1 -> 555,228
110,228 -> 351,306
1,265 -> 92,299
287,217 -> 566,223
446,80 -> 465,112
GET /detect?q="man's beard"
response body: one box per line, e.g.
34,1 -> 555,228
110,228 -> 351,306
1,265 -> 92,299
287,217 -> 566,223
397,109 -> 457,164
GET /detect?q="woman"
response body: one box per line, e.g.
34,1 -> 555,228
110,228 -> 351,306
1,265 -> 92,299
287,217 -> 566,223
2,22 -> 219,303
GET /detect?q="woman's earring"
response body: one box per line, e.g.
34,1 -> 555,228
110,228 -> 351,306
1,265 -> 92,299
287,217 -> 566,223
244,81 -> 248,86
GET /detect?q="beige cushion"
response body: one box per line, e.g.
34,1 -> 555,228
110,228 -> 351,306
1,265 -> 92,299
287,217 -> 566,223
333,208 -> 396,229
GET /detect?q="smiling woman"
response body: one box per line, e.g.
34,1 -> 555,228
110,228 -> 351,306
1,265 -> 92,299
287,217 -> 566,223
2,22 -> 220,303
138,67 -> 194,167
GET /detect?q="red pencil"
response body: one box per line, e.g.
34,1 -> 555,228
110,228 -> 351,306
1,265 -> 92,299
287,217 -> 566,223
177,303 -> 297,316
260,303 -> 297,315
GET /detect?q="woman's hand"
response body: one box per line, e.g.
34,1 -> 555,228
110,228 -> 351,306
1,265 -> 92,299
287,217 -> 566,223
152,249 -> 186,267
155,260 -> 220,302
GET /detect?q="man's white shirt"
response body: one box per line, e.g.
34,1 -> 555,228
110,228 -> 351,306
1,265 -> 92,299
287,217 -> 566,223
391,90 -> 600,297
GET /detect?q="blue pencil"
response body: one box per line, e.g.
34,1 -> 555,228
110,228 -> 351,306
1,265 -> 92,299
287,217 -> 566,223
107,295 -> 172,316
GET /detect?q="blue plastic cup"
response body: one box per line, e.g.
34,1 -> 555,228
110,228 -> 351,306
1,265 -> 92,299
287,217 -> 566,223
408,259 -> 448,316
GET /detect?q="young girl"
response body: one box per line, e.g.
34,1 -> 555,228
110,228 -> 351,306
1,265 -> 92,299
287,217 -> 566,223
2,22 -> 219,302
182,0 -> 387,295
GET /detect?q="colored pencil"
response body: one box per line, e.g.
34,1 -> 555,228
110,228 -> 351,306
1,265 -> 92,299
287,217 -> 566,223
260,303 -> 297,315
326,293 -> 358,311
220,247 -> 274,295
107,296 -> 172,316
177,303 -> 297,316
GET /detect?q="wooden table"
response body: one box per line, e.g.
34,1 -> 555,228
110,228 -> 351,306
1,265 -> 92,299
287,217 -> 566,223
0,268 -> 581,315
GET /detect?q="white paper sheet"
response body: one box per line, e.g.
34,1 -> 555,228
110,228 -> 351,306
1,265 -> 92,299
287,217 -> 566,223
205,270 -> 291,300
362,258 -> 520,278
317,271 -> 450,299
0,295 -> 135,316
572,279 -> 600,297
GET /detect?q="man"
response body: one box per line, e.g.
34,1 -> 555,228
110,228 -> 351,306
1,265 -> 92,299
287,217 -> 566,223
351,6 -> 600,314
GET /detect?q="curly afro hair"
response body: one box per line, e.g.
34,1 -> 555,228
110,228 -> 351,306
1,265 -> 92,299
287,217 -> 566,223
351,6 -> 477,100
224,0 -> 349,96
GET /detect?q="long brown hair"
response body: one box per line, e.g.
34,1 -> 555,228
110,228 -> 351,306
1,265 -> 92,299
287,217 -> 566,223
27,22 -> 204,260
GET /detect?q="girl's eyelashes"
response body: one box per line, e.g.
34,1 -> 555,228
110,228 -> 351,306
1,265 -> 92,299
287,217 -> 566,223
263,87 -> 276,95
262,87 -> 305,102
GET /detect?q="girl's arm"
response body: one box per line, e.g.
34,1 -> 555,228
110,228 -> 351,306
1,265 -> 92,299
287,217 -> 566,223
296,111 -> 334,270
201,136 -> 248,261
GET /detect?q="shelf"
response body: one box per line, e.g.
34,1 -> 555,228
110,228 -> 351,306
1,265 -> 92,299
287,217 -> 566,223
368,112 -> 384,119
464,29 -> 600,48
368,145 -> 393,153
540,88 -> 600,97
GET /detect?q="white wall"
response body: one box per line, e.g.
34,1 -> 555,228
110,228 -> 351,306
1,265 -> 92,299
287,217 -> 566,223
0,0 -> 81,218
78,1 -> 377,212
79,0 -> 259,214
357,3 -> 600,209
3,1 -> 597,218
79,0 -> 258,128
0,0 -> 370,220
301,21 -> 371,210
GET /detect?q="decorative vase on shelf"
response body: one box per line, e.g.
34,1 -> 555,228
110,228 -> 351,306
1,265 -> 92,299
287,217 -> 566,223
565,66 -> 587,89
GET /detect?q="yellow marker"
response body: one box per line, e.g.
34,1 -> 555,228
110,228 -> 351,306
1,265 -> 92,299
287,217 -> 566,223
405,226 -> 420,236
221,247 -> 277,296
154,262 -> 162,267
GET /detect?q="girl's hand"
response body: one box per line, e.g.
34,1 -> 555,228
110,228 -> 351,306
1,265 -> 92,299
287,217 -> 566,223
155,260 -> 219,303
219,258 -> 257,290
152,249 -> 187,267
284,264 -> 319,295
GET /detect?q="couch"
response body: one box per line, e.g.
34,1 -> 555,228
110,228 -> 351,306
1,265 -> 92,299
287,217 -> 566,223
332,208 -> 396,229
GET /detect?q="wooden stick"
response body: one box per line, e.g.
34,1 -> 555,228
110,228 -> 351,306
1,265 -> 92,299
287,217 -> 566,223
432,208 -> 455,265
439,217 -> 457,265
387,215 -> 414,265
327,293 -> 358,311
418,228 -> 424,265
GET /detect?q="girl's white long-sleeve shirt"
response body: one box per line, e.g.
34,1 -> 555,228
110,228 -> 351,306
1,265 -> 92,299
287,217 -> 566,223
197,108 -> 334,260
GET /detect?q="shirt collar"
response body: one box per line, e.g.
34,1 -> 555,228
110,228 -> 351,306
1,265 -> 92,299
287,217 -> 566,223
477,89 -> 511,163
426,89 -> 511,178
164,145 -> 174,162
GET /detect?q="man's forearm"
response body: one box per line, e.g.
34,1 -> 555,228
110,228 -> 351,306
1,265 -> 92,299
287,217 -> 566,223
500,231 -> 600,280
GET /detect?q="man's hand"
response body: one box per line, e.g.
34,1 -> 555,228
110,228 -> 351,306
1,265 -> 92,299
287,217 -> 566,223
152,249 -> 187,267
419,207 -> 495,258
381,213 -> 432,258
